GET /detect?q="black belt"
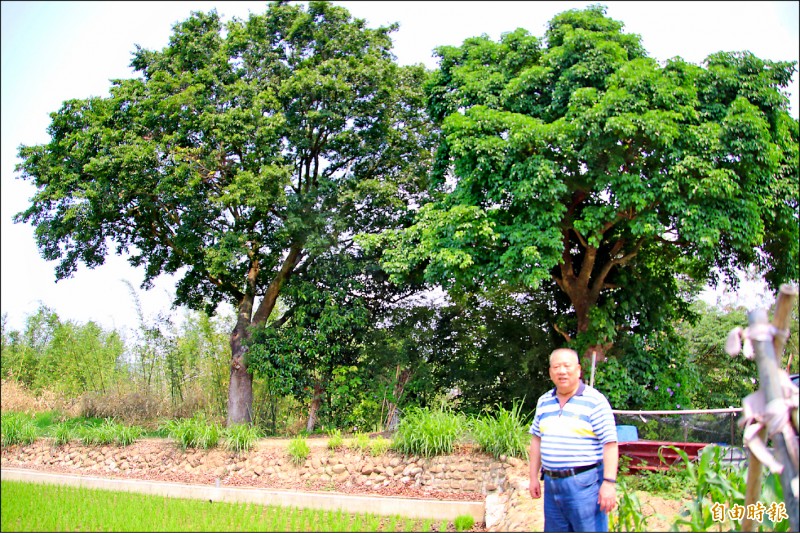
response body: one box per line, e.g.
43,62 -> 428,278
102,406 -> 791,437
542,462 -> 601,479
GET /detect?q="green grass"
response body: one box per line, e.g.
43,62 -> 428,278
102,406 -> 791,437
0,480 -> 442,531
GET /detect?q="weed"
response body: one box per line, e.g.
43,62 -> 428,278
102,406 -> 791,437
287,435 -> 310,466
351,432 -> 371,454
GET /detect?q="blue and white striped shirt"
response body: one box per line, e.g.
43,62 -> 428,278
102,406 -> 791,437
529,382 -> 617,469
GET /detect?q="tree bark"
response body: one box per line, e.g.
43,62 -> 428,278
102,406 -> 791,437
384,366 -> 411,431
227,352 -> 253,425
306,382 -> 324,433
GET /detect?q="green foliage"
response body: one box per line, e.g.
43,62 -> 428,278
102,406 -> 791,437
595,328 -> 699,410
626,467 -> 691,497
1,412 -> 38,447
367,3 -> 799,363
0,305 -> 125,396
392,406 -> 467,457
287,436 -> 310,466
454,514 -> 475,531
161,413 -> 221,450
676,301 -> 760,408
222,423 -> 261,453
14,0 -> 432,425
670,445 -> 790,532
469,399 -> 532,459
611,477 -> 651,532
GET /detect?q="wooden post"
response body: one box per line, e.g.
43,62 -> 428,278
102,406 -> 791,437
741,284 -> 798,532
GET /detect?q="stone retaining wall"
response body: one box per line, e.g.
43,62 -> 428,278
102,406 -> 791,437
1,439 -> 540,531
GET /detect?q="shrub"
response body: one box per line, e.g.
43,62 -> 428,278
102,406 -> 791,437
287,435 -> 310,466
1,411 -> 38,446
454,514 -> 475,531
392,406 -> 467,457
161,413 -> 221,450
469,399 -> 532,459
223,423 -> 261,453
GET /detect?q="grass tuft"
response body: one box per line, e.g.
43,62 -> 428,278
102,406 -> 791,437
223,423 -> 261,453
1,411 -> 39,447
469,398 -> 531,459
391,406 -> 467,457
161,412 -> 221,449
287,435 -> 310,466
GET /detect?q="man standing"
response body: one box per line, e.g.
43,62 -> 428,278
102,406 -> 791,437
529,348 -> 619,532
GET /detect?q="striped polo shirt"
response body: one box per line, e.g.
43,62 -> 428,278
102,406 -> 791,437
529,381 -> 617,469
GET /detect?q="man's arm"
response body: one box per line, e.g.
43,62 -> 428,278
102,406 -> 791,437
598,441 -> 618,512
529,435 -> 542,499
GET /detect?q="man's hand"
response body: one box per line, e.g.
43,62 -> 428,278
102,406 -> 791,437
529,477 -> 542,499
598,481 -> 616,512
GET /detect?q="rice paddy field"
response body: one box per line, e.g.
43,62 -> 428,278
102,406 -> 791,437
0,480 -> 454,532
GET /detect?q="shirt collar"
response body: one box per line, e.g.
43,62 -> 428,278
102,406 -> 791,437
550,380 -> 586,397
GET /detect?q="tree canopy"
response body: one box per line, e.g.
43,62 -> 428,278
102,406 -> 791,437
14,0 -> 432,424
361,4 -> 799,361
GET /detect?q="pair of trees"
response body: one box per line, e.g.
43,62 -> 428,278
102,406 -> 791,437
15,2 -> 798,425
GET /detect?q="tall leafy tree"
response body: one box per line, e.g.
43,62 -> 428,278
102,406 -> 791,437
362,5 -> 799,363
14,1 -> 431,424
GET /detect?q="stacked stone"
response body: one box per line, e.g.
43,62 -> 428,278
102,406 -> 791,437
1,439 -> 541,531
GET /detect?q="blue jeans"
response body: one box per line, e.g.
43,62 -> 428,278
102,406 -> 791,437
543,463 -> 608,532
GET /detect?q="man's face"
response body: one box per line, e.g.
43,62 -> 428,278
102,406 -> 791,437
549,351 -> 581,394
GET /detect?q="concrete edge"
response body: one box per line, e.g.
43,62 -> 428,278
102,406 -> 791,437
0,468 -> 485,522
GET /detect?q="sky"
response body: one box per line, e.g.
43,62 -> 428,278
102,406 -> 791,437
2,1 -> 798,334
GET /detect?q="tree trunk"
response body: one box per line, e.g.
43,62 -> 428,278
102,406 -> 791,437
384,366 -> 411,431
226,244 -> 303,426
228,296 -> 255,426
227,355 -> 253,425
306,382 -> 324,433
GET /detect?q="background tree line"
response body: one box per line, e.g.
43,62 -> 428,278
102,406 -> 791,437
2,292 -> 797,434
8,1 -> 799,429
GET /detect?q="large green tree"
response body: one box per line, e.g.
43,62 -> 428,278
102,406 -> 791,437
362,5 -> 799,363
14,1 -> 431,424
